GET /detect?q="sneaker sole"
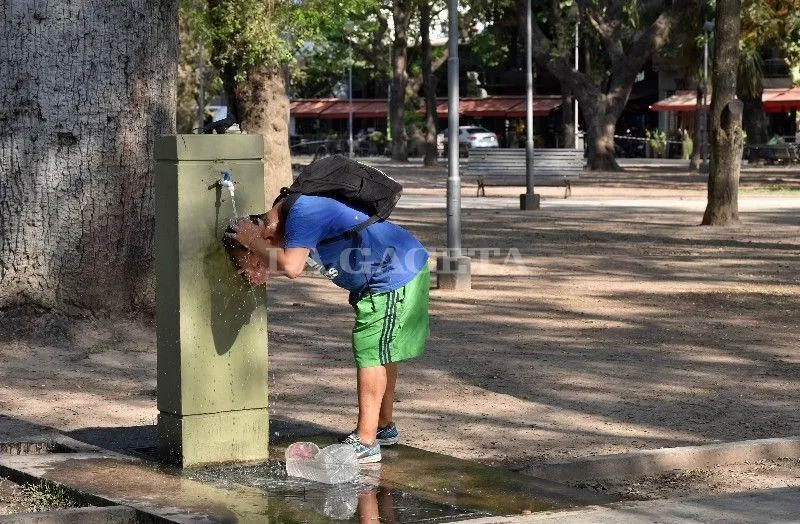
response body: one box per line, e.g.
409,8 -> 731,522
358,453 -> 382,464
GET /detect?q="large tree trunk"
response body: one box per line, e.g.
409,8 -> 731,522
741,94 -> 767,144
562,91 -> 576,149
420,3 -> 438,167
0,0 -> 177,314
702,0 -> 743,226
691,87 -> 702,170
582,98 -> 624,171
390,0 -> 411,161
226,68 -> 292,206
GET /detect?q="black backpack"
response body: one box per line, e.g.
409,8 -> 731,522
275,155 -> 402,244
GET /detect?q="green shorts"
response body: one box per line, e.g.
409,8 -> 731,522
351,268 -> 430,368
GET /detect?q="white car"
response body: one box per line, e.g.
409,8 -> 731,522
439,126 -> 499,150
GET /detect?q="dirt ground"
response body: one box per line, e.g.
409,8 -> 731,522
1,161 -> 799,510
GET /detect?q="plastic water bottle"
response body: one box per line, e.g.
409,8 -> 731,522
322,482 -> 360,519
285,442 -> 359,484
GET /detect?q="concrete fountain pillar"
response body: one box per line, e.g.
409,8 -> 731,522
154,135 -> 269,467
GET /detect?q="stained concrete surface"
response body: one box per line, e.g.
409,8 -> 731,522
462,487 -> 800,523
0,435 -> 611,523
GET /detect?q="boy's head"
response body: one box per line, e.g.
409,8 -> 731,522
222,201 -> 285,286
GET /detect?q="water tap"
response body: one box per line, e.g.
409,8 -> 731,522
209,170 -> 235,197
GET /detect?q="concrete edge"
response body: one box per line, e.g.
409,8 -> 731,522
0,433 -> 138,463
0,505 -> 138,524
520,436 -> 800,483
456,487 -> 800,523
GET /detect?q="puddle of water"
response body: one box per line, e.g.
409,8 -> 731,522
0,438 -> 613,522
194,461 -> 490,523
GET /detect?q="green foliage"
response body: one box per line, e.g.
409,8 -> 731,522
737,46 -> 763,99
741,0 -> 800,80
20,481 -> 77,512
178,0 -> 223,132
184,0 -> 382,83
287,3 -> 388,97
190,0 -> 293,78
680,128 -> 693,160
646,128 -> 667,158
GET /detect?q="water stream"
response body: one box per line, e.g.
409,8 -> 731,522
225,182 -> 277,437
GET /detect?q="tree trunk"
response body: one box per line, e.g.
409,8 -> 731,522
227,68 -> 292,206
562,91 -> 575,149
702,0 -> 743,226
0,0 -> 178,314
390,0 -> 411,161
741,94 -> 767,144
582,99 -> 623,171
420,2 -> 438,167
690,87 -> 702,170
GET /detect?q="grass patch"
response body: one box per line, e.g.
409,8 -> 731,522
19,481 -> 81,512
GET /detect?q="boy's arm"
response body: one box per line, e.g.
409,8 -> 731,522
227,218 -> 309,279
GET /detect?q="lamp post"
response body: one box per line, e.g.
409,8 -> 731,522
700,19 -> 714,174
520,0 -> 540,210
571,4 -> 580,150
344,20 -> 355,157
437,0 -> 471,290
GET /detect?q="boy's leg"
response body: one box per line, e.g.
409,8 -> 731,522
378,363 -> 397,427
356,365 -> 387,445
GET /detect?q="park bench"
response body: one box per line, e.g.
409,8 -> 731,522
745,143 -> 799,165
467,148 -> 585,197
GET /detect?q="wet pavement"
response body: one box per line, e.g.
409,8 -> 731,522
0,436 -> 612,523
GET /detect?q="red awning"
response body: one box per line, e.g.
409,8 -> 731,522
289,99 -> 337,117
506,97 -> 562,117
290,97 -> 563,119
650,88 -> 792,112
434,96 -> 562,117
649,90 -> 706,112
763,87 -> 800,113
318,100 -> 389,119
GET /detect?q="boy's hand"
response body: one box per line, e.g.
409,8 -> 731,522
227,217 -> 264,251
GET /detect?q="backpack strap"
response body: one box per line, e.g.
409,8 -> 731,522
279,190 -> 380,246
278,191 -> 301,223
318,215 -> 381,245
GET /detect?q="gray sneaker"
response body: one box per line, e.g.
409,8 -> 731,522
342,434 -> 381,463
376,422 -> 399,446
340,422 -> 399,447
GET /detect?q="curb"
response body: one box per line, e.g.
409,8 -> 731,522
520,436 -> 800,483
0,506 -> 137,524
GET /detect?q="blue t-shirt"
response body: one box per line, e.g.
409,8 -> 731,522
283,196 -> 428,298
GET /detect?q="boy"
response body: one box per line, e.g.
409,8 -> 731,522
226,193 -> 429,463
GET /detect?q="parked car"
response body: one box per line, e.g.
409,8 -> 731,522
438,126 -> 500,152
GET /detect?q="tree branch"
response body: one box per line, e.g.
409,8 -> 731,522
578,0 -> 624,64
529,17 -> 599,102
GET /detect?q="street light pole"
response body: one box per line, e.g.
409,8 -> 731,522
437,0 -> 471,290
700,19 -> 714,174
345,20 -> 355,157
574,14 -> 580,150
520,0 -> 540,210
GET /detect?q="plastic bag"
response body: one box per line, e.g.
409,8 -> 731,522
285,442 -> 359,484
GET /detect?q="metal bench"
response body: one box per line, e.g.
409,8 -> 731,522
467,148 -> 585,196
